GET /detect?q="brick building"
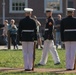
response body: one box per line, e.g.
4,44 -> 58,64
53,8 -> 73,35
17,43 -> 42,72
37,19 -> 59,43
0,0 -> 76,25
0,0 -> 76,45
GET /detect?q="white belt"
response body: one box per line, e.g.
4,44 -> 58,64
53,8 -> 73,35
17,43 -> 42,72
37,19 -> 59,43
64,29 -> 76,32
45,29 -> 49,31
22,30 -> 34,32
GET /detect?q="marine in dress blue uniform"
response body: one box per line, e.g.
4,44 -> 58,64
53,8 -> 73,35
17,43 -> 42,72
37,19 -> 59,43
18,8 -> 37,71
38,9 -> 60,65
60,8 -> 76,70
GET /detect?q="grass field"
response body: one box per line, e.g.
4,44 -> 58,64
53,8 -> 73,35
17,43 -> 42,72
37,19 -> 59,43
0,49 -> 76,75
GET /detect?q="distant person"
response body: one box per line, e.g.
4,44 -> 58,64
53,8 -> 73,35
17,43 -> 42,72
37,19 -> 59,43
55,14 -> 62,48
8,19 -> 18,49
33,15 -> 43,49
2,20 -> 9,47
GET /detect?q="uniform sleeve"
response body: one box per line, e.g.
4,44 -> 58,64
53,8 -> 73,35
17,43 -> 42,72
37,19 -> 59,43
34,21 -> 37,41
0,24 -> 4,28
18,20 -> 22,41
60,20 -> 64,42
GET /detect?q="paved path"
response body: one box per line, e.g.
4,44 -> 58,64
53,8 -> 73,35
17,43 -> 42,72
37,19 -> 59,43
0,67 -> 76,74
0,45 -> 22,50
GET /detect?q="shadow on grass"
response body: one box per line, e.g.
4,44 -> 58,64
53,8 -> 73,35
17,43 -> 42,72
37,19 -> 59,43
0,49 -> 22,51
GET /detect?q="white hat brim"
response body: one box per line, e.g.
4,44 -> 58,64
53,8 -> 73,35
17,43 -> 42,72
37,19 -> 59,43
67,8 -> 75,11
45,8 -> 53,12
24,8 -> 33,12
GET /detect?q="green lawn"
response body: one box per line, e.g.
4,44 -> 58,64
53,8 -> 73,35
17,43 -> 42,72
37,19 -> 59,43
0,49 -> 75,75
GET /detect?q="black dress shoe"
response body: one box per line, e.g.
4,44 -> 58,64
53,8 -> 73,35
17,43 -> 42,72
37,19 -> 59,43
73,68 -> 75,70
24,69 -> 32,71
38,63 -> 44,66
54,62 -> 61,65
40,46 -> 43,49
66,69 -> 73,71
32,68 -> 34,71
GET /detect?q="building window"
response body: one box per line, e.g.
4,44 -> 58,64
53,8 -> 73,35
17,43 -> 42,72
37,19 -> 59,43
44,0 -> 62,13
68,1 -> 74,8
9,0 -> 28,13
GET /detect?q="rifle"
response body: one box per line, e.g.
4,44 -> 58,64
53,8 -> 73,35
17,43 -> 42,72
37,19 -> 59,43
32,41 -> 36,70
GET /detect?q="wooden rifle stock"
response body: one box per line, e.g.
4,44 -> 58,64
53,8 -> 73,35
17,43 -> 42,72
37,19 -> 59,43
32,42 -> 36,70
